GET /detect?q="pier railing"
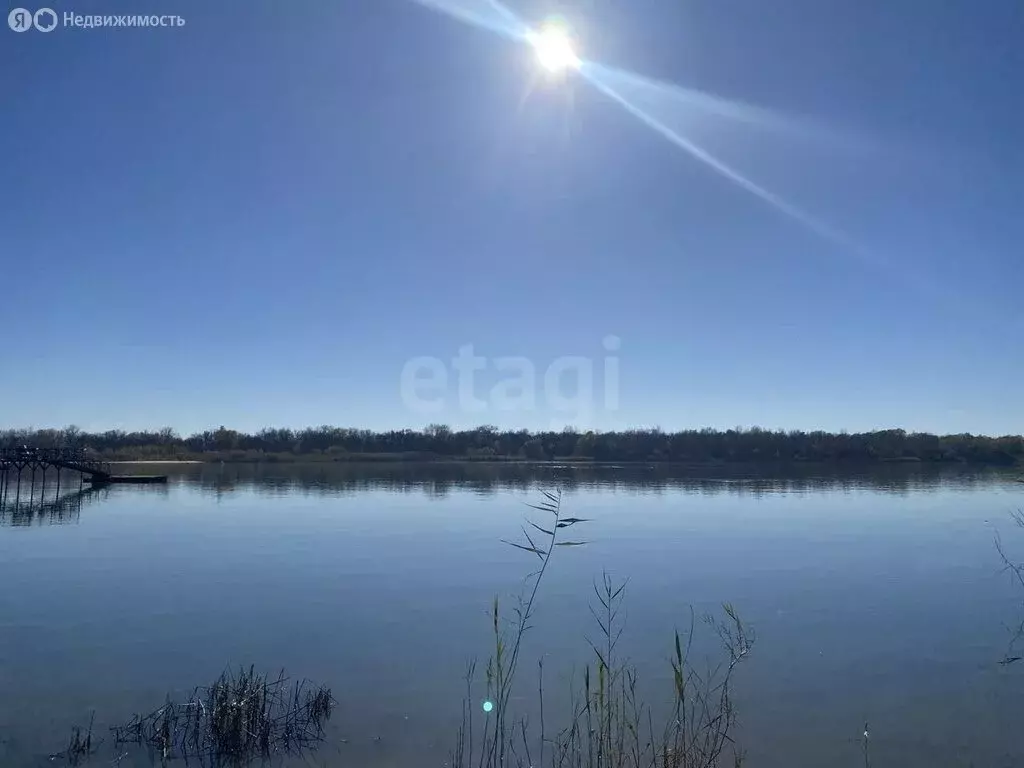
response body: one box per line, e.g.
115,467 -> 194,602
0,447 -> 112,479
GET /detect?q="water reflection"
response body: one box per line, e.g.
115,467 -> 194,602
1,463 -> 1015,529
0,486 -> 105,526
0,462 -> 1020,767
180,461 -> 1018,499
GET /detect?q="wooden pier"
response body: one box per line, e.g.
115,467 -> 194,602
0,447 -> 167,506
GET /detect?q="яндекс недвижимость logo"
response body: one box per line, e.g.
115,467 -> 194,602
8,7 -> 57,31
7,8 -> 184,31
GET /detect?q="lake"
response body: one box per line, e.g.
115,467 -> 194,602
1,462 -> 1023,767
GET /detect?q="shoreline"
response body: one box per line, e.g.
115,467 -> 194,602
102,456 -> 1021,468
109,460 -> 204,465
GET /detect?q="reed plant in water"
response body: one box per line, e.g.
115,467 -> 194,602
111,666 -> 333,763
450,489 -> 754,768
49,712 -> 98,766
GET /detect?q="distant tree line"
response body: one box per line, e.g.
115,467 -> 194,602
1,425 -> 1022,465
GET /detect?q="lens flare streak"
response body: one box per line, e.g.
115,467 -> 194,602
580,65 -> 869,259
406,0 -> 864,257
408,0 -> 530,42
586,64 -> 862,149
403,0 -> 1019,329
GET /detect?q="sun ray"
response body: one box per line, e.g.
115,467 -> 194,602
407,0 -> 529,41
581,73 -> 828,234
578,65 -> 1023,327
579,65 -> 886,266
405,0 -> 877,268
586,63 -> 863,149
401,0 -> 1023,331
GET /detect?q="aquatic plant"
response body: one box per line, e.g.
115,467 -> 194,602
450,490 -> 754,768
995,507 -> 1024,665
49,712 -> 98,766
111,666 -> 333,763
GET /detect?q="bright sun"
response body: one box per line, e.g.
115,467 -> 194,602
527,22 -> 580,74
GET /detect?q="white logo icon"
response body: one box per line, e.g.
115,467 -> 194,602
33,7 -> 56,31
7,7 -> 57,31
8,7 -> 33,31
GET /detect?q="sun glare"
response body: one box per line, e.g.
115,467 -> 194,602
527,22 -> 580,74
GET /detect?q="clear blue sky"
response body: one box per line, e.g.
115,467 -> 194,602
2,0 -> 1021,435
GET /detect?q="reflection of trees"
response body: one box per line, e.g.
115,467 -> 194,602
180,462 -> 1010,500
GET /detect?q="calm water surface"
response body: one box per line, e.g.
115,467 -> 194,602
2,463 -> 1024,767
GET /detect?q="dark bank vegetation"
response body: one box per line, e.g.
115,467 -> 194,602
2,425 -> 1022,465
454,491 -> 754,768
